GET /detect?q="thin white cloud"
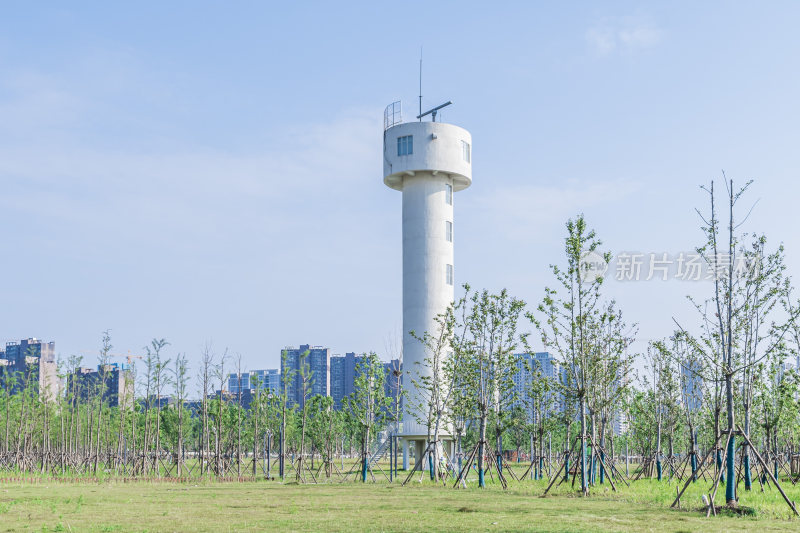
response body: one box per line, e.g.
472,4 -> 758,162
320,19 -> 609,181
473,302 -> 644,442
0,105 -> 382,258
586,16 -> 663,56
470,179 -> 642,243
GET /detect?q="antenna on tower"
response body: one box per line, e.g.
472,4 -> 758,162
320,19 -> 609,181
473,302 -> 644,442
414,47 -> 452,122
418,46 -> 423,122
417,101 -> 452,122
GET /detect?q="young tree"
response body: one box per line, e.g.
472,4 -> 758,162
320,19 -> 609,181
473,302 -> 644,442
672,332 -> 704,481
211,348 -> 229,476
650,341 -> 682,481
278,349 -> 297,480
143,338 -> 169,476
521,353 -> 561,480
295,349 -> 312,481
678,178 -> 795,506
344,352 -> 391,482
586,303 -> 635,485
531,214 -> 610,495
450,286 -> 525,488
93,331 -> 113,474
410,302 -> 459,481
197,343 -> 214,476
171,353 -> 189,477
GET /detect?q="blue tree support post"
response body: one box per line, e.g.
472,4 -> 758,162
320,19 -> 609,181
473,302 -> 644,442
362,453 -> 368,482
725,433 -> 736,504
691,451 -> 698,482
389,437 -> 393,483
429,452 -> 434,481
656,453 -> 663,481
599,450 -> 605,484
743,450 -> 751,491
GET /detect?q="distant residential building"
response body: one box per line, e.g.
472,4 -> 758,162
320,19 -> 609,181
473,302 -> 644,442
0,338 -> 58,400
252,369 -> 280,393
779,356 -> 798,380
680,360 -> 703,411
219,348 -> 396,412
228,371 -> 250,394
329,353 -> 402,411
511,352 -> 562,416
281,344 -> 330,407
383,358 -> 402,406
330,352 -> 364,409
613,410 -> 629,436
609,365 -> 632,436
67,363 -> 132,408
228,369 -> 280,396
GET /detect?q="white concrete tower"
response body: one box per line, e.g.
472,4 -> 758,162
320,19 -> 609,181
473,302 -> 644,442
383,102 -> 472,467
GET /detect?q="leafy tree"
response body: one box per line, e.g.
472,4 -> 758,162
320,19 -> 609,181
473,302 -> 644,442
531,214 -> 610,495
454,287 -> 525,488
344,352 -> 391,482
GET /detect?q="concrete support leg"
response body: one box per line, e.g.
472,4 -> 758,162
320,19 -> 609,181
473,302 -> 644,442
402,439 -> 409,471
447,440 -> 454,468
415,441 -> 425,471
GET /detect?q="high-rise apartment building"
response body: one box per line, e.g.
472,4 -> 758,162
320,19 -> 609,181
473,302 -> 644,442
330,352 -> 364,409
228,369 -> 280,395
680,360 -> 704,411
511,352 -> 562,415
68,363 -> 132,408
0,338 -> 58,400
281,344 -> 330,407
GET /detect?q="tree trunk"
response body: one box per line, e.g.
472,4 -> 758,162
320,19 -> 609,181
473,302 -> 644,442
725,372 -> 736,505
579,396 -> 588,494
477,409 -> 487,488
743,403 -> 752,490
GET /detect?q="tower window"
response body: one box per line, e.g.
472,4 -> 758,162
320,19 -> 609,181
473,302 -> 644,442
446,183 -> 453,205
446,264 -> 454,285
462,141 -> 470,163
397,135 -> 413,156
446,221 -> 453,242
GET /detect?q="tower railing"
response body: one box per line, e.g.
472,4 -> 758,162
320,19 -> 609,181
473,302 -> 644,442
384,101 -> 402,130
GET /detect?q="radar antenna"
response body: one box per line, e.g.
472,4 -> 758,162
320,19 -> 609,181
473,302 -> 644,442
416,101 -> 452,122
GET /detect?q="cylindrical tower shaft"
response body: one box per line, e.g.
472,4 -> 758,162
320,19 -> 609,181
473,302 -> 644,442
401,173 -> 454,436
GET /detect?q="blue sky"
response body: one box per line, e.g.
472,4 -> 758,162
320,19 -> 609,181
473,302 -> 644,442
2,2 -> 799,380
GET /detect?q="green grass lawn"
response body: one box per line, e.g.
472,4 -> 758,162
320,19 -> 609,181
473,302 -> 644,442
0,472 -> 798,532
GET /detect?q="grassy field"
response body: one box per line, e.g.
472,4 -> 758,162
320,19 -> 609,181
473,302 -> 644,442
0,471 -> 798,532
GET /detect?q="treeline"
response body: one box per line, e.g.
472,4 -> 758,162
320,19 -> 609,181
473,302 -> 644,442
0,335 -> 396,481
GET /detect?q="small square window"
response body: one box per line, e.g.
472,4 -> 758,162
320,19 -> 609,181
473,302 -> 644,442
462,140 -> 470,163
446,183 -> 453,205
397,135 -> 413,156
446,264 -> 454,285
446,221 -> 453,242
